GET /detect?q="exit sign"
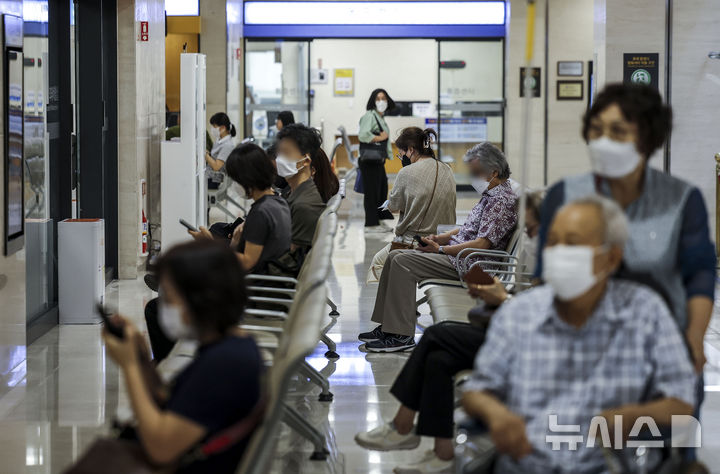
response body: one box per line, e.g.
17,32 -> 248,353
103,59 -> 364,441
139,21 -> 149,41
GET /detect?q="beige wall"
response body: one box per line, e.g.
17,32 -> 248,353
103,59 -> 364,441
669,0 -> 720,236
200,0 -> 228,129
117,0 -> 166,279
0,0 -> 25,403
545,0 -> 595,183
309,39 -> 439,155
505,0 -> 547,189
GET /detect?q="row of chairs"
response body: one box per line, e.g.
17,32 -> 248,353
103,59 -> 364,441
418,225 -> 530,326
236,182 -> 347,473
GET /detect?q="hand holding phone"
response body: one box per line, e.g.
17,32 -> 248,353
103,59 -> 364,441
179,218 -> 199,233
96,303 -> 125,339
414,235 -> 428,247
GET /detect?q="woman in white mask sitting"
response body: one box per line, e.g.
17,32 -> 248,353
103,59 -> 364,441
102,240 -> 262,473
536,84 -> 715,434
204,112 -> 237,190
358,88 -> 396,233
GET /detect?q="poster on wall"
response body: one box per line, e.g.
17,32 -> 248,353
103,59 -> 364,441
333,68 -> 354,96
623,53 -> 659,90
425,118 -> 488,143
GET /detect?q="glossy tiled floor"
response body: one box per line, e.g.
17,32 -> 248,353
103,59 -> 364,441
1,191 -> 720,473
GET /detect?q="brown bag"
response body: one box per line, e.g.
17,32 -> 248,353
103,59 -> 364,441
390,241 -> 414,251
62,438 -> 169,474
64,398 -> 266,474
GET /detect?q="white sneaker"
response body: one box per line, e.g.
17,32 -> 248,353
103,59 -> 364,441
354,422 -> 421,451
393,450 -> 454,474
364,225 -> 391,234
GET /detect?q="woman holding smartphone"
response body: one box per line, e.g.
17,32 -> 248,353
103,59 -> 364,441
103,240 -> 261,473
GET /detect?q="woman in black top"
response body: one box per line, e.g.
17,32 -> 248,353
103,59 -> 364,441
104,240 -> 261,473
191,143 -> 291,273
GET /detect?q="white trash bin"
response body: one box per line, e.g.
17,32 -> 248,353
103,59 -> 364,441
58,218 -> 105,324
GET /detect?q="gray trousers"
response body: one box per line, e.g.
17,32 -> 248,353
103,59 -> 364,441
370,250 -> 459,336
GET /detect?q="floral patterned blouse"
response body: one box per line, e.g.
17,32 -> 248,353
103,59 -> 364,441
447,180 -> 518,266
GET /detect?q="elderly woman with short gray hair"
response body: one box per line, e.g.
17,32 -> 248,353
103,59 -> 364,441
359,141 -> 518,353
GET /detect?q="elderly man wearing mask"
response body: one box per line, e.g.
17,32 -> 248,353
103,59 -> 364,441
463,196 -> 697,474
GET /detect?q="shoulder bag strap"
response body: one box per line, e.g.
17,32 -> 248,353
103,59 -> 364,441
372,112 -> 384,134
409,159 -> 439,234
183,397 -> 267,462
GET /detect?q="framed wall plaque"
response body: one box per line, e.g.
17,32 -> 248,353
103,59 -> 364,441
557,60 -> 583,77
557,80 -> 583,101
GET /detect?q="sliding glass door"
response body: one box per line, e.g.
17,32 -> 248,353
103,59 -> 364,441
436,39 -> 504,185
244,39 -> 310,149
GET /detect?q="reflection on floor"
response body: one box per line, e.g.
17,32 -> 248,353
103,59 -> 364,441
1,192 -> 720,473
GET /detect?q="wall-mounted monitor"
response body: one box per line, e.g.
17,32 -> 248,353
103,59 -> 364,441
4,14 -> 23,256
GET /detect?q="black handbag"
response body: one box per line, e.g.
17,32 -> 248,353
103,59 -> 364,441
359,113 -> 388,164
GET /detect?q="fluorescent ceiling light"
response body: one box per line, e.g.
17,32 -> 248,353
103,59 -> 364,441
23,1 -> 48,23
165,0 -> 199,16
244,1 -> 505,26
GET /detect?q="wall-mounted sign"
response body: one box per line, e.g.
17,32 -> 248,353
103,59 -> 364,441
623,53 -> 658,90
557,80 -> 584,101
520,67 -> 541,98
557,61 -> 583,77
139,21 -> 149,42
425,117 -> 487,143
333,68 -> 354,96
311,68 -> 328,84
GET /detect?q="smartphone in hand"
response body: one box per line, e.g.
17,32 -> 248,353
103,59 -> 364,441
96,303 -> 125,339
414,235 -> 428,247
179,218 -> 199,233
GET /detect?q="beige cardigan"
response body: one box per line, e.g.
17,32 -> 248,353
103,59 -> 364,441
388,158 -> 457,238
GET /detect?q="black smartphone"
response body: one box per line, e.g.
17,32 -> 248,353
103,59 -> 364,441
179,218 -> 199,233
227,216 -> 245,234
414,235 -> 428,247
96,303 -> 125,339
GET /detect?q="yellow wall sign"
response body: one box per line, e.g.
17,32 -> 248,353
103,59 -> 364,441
334,68 -> 354,96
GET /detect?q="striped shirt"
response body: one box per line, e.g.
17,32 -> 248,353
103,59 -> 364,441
465,279 -> 696,474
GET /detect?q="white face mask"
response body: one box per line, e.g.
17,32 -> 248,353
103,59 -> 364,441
587,136 -> 642,178
276,154 -> 308,178
471,176 -> 494,195
542,244 -> 607,301
210,127 -> 221,142
375,100 -> 388,113
159,300 -> 195,340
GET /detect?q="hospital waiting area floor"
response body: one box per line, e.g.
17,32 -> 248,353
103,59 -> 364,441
2,192 -> 720,473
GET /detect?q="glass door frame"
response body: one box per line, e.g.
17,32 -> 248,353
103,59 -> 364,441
436,37 -> 506,188
242,38 -> 312,143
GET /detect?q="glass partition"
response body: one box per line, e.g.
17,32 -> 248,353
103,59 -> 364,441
244,40 -> 309,149
435,39 -> 504,185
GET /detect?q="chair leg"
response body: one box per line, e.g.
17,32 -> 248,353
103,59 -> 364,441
326,297 -> 339,316
320,334 -> 338,360
282,403 -> 329,460
300,361 -> 334,402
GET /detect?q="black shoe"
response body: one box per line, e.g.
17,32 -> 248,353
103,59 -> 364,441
144,273 -> 159,292
365,333 -> 415,353
358,325 -> 385,343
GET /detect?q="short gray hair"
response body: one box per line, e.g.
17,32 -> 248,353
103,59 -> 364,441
561,195 -> 629,247
463,142 -> 511,179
